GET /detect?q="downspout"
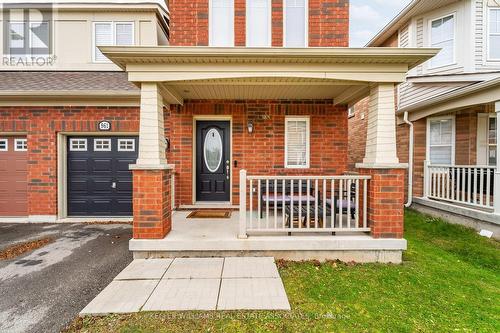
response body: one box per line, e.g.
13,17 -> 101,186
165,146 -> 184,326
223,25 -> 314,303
403,111 -> 413,207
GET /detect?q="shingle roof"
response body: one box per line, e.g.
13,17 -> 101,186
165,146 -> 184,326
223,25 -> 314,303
0,71 -> 138,92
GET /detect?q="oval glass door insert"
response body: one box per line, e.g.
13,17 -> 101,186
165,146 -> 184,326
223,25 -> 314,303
204,128 -> 223,173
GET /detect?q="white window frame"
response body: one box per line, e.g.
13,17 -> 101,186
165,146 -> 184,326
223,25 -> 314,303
117,139 -> 136,152
428,13 -> 456,70
94,138 -> 112,152
487,7 -> 500,61
69,138 -> 88,151
283,0 -> 308,47
209,0 -> 235,47
246,0 -> 272,47
14,138 -> 27,151
0,138 -> 8,151
426,115 -> 456,165
285,116 -> 310,169
92,21 -> 135,63
487,114 -> 497,166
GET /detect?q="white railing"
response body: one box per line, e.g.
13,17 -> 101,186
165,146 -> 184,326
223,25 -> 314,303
424,161 -> 496,210
238,170 -> 371,237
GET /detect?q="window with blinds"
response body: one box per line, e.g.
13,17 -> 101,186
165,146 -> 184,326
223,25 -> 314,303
210,0 -> 234,46
284,0 -> 307,47
246,0 -> 271,47
285,117 -> 310,168
428,117 -> 454,165
93,22 -> 134,62
429,14 -> 455,68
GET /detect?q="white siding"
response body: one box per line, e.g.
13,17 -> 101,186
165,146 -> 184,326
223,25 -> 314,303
399,24 -> 410,47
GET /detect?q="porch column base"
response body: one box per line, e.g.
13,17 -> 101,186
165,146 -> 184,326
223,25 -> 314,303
131,166 -> 174,239
357,165 -> 406,239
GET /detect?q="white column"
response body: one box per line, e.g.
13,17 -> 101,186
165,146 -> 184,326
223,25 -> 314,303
238,169 -> 248,239
133,82 -> 168,168
494,101 -> 500,214
360,83 -> 400,167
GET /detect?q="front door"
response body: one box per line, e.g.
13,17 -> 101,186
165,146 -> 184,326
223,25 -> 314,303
196,121 -> 230,202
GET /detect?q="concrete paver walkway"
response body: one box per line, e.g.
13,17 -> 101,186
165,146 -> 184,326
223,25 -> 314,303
80,257 -> 290,315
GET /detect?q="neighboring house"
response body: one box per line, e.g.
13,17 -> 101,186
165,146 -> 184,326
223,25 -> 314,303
349,0 -> 500,237
0,0 -> 437,263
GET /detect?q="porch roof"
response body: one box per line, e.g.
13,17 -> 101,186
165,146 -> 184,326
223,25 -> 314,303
399,77 -> 500,121
100,46 -> 438,105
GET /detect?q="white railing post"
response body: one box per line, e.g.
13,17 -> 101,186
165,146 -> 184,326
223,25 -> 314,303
423,160 -> 430,198
238,169 -> 248,239
494,101 -> 500,215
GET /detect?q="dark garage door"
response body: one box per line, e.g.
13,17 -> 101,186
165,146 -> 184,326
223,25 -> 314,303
67,136 -> 138,216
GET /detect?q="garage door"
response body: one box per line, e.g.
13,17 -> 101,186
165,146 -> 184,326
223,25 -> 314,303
0,136 -> 28,216
67,136 -> 138,216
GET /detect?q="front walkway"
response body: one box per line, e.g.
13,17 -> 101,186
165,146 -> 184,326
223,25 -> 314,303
80,257 -> 290,314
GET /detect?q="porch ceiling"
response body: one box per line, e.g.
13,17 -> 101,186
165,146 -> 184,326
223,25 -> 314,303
100,46 -> 438,105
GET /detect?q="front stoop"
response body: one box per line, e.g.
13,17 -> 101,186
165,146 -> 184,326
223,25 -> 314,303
130,237 -> 407,263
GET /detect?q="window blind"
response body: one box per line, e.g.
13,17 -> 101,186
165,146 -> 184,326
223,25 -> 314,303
286,119 -> 309,167
210,0 -> 234,46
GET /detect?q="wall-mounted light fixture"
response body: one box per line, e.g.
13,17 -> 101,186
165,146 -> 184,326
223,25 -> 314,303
247,120 -> 254,134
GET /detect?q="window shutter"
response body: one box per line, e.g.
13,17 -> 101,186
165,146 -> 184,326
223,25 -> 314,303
286,119 -> 308,167
477,114 -> 489,165
94,23 -> 112,62
115,23 -> 133,46
210,0 -> 234,46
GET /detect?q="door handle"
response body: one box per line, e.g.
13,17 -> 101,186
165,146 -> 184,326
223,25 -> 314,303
111,182 -> 117,189
226,160 -> 230,180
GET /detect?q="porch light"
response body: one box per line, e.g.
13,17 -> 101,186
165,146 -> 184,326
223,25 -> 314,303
247,121 -> 254,134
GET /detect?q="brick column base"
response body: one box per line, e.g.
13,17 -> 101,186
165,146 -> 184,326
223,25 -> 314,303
132,169 -> 172,239
359,168 -> 405,238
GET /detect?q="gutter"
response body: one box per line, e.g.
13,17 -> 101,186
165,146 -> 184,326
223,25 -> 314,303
403,111 -> 413,207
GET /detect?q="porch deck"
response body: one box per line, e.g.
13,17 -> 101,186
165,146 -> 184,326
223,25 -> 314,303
130,211 -> 407,263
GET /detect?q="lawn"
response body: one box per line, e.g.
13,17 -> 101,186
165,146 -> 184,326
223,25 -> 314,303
67,209 -> 500,332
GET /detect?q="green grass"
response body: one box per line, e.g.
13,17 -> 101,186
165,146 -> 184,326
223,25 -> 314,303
68,209 -> 500,333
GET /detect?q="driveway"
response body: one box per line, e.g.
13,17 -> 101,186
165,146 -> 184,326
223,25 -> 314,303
0,223 -> 132,333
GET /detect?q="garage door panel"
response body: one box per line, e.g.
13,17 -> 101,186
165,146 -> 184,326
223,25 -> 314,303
0,136 -> 28,216
115,179 -> 133,194
93,179 -> 114,193
93,159 -> 113,172
69,179 -> 88,192
69,159 -> 89,172
91,200 -> 113,215
116,158 -> 135,172
67,136 -> 138,217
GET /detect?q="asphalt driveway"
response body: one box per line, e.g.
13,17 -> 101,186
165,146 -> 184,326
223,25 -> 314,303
0,223 -> 132,333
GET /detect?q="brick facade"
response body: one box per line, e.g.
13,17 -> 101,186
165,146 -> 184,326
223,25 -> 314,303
132,169 -> 172,239
168,0 -> 349,47
167,100 -> 348,206
0,106 -> 139,217
359,168 -> 405,238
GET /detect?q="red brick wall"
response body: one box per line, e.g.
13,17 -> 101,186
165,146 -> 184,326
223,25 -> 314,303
0,106 -> 139,216
168,0 -> 349,47
235,0 -> 246,46
308,0 -> 349,47
166,100 -> 348,206
169,0 -> 209,46
272,0 -> 283,46
133,169 -> 172,239
347,98 -> 367,170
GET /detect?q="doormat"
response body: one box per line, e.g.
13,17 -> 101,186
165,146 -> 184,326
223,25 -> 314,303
187,210 -> 232,219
